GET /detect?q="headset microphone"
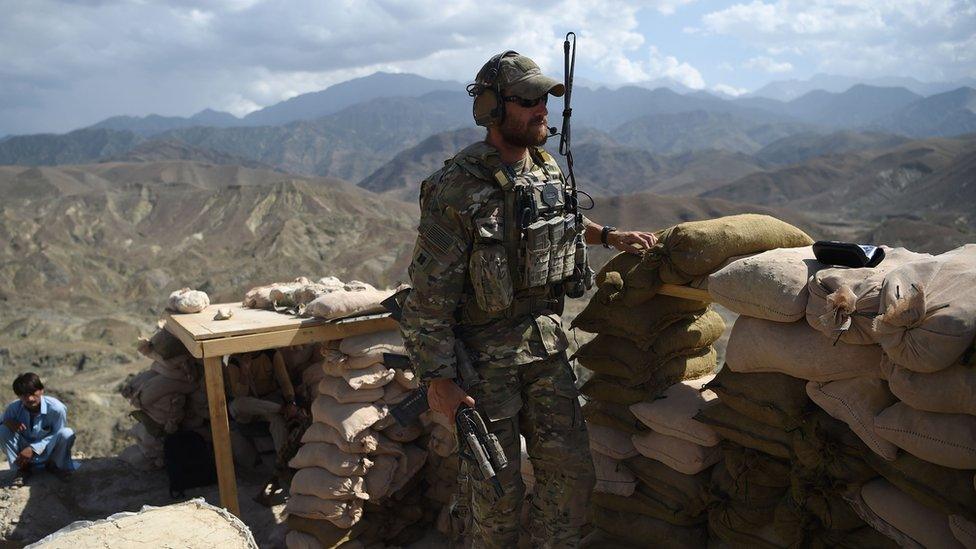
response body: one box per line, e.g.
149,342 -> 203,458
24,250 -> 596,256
548,127 -> 558,136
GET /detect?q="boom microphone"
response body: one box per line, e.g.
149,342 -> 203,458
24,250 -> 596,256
548,126 -> 558,136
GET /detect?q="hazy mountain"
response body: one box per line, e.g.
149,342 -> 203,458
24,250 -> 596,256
756,131 -> 911,165
736,85 -> 922,128
88,110 -> 244,136
750,73 -> 976,101
874,87 -> 976,137
242,72 -> 462,126
101,139 -> 272,169
0,129 -> 143,166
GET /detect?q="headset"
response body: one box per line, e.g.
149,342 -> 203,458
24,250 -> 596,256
467,50 -> 518,127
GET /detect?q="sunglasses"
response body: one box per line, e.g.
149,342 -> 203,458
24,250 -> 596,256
503,94 -> 548,108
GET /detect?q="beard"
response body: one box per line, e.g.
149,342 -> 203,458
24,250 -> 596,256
499,114 -> 549,147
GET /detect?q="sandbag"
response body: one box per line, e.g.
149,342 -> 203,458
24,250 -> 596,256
285,495 -> 363,528
709,246 -> 823,322
695,402 -> 792,459
317,376 -> 384,404
338,330 -> 405,357
861,478 -> 963,549
874,402 -> 976,469
310,395 -> 388,443
388,444 -> 427,495
168,287 -> 210,313
704,368 -> 810,430
866,450 -> 976,521
379,381 -> 410,406
631,430 -> 721,475
874,244 -> 976,372
571,286 -> 709,348
630,375 -> 720,447
592,489 -> 704,527
592,452 -> 636,497
288,442 -> 372,476
287,515 -> 366,549
583,401 -> 645,435
806,247 -> 931,344
380,421 -> 422,443
712,461 -> 785,509
301,422 -> 378,454
286,530 -> 323,549
708,500 -> 792,549
625,455 -> 712,518
579,375 -> 649,405
791,410 -> 877,486
726,316 -> 883,381
290,467 -> 368,501
843,490 -> 925,549
950,515 -> 976,549
722,444 -> 791,490
427,424 -> 457,458
139,327 -> 189,361
883,358 -> 976,416
393,369 -> 418,390
579,529 -> 642,549
341,364 -> 395,390
588,423 -> 638,460
364,454 -> 397,501
305,288 -> 393,320
806,377 -> 898,460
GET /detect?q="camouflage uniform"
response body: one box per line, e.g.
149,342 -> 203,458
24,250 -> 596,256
400,137 -> 596,547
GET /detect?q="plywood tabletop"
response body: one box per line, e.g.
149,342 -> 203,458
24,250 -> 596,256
163,302 -> 387,341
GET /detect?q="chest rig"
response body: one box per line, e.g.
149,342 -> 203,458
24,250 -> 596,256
461,146 -> 591,324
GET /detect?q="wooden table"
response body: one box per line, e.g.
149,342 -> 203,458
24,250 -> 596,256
163,303 -> 398,516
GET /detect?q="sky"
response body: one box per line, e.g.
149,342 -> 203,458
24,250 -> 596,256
2,0 -> 974,135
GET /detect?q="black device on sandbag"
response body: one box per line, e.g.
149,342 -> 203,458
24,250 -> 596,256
813,241 -> 885,268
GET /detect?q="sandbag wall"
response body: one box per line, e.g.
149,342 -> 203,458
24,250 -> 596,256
706,241 -> 976,548
570,214 -> 817,548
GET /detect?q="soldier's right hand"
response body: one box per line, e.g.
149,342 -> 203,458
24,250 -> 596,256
427,378 -> 475,419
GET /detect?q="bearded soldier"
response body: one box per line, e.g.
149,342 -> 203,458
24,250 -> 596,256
399,51 -> 656,548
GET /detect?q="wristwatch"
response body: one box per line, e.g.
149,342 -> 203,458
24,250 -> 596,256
601,225 -> 617,249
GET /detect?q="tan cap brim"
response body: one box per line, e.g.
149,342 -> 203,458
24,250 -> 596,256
507,73 -> 565,99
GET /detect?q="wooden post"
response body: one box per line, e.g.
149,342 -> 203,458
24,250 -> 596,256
202,355 -> 241,516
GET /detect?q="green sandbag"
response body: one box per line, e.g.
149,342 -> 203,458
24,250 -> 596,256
287,515 -> 366,548
772,495 -> 818,549
653,214 -> 814,284
583,400 -> 645,435
704,368 -> 811,430
707,500 -> 790,549
695,402 -> 793,459
579,375 -> 649,405
579,348 -> 717,399
791,411 -> 876,486
579,529 -> 643,549
590,504 -> 707,549
815,526 -> 900,549
571,286 -> 709,347
722,443 -> 791,490
712,461 -> 785,508
595,251 -> 642,287
625,455 -> 712,518
866,450 -> 976,521
789,471 -> 866,533
592,486 -> 705,527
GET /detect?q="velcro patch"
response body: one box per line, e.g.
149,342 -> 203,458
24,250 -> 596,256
420,222 -> 459,258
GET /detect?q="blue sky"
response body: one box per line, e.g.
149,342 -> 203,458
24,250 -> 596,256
1,0 -> 974,135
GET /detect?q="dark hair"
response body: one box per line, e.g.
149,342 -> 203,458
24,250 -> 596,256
12,373 -> 44,396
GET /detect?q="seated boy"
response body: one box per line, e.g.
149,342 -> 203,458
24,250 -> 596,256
1,373 -> 77,484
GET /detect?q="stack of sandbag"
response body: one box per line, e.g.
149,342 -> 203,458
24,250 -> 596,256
285,328 -> 434,548
243,275 -> 399,320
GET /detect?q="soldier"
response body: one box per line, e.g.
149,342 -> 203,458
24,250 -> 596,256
400,51 -> 656,547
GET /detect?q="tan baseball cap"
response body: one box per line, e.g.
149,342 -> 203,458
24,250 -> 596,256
474,52 -> 565,99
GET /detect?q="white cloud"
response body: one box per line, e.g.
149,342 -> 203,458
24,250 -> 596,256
743,56 -> 794,73
646,46 -> 705,89
712,83 -> 750,96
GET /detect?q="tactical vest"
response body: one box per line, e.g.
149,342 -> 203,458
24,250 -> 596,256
450,144 -> 591,325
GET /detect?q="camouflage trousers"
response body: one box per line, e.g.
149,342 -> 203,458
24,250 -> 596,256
462,352 -> 595,549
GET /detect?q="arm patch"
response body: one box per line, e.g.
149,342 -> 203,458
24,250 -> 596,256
420,222 -> 460,258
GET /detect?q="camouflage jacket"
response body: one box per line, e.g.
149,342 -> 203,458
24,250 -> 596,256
399,141 -> 570,381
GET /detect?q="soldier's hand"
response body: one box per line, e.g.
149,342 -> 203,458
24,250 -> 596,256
608,230 -> 657,254
3,419 -> 26,432
427,378 -> 475,419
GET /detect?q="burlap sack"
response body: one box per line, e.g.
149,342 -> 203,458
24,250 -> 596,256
285,495 -> 363,528
884,358 -> 976,416
711,461 -> 785,510
625,455 -> 712,518
722,444 -> 791,491
866,451 -> 976,521
843,490 -> 925,549
149,356 -> 197,384
168,287 -> 209,313
874,402 -> 976,469
806,377 -> 898,460
588,423 -> 638,460
304,288 -> 393,320
726,316 -> 883,380
317,376 -> 384,404
592,489 -> 705,527
592,452 -> 636,497
704,368 -> 810,430
861,478 -> 962,549
708,500 -> 792,549
301,422 -> 378,454
788,473 -> 867,532
371,433 -> 405,457
817,526 -> 903,549
287,515 -> 366,549
388,444 -> 428,495
580,375 -> 648,405
950,515 -> 976,549
380,381 -> 410,406
393,369 -> 418,390
139,327 -> 188,361
288,442 -> 373,476
710,246 -> 823,322
582,401 -> 645,435
339,330 -> 405,357
695,402 -> 792,459
364,454 -> 397,501
629,375 -> 720,447
806,247 -> 931,345
428,424 -> 457,458
285,530 -> 323,549
290,467 -> 368,501
381,421 -> 422,443
571,287 -> 709,349
579,529 -> 642,549
310,395 -> 388,443
792,410 -> 877,486
874,244 -> 976,372
631,430 -> 721,475
341,364 -> 395,390
590,505 -> 708,548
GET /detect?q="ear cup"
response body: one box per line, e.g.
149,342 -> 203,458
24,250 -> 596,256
473,88 -> 503,127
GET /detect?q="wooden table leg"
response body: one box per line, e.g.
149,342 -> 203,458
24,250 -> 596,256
203,355 -> 241,516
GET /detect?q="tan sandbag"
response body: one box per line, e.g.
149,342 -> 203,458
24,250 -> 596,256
339,353 -> 384,371
379,381 -> 410,405
317,376 -> 384,404
726,316 -> 883,381
371,433 -> 405,457
588,423 -> 639,460
149,356 -> 197,384
301,422 -> 378,454
393,369 -> 419,390
631,430 -> 721,475
310,395 -> 388,443
244,277 -> 311,309
723,444 -> 791,490
167,287 -> 210,313
875,402 -> 976,469
288,442 -> 372,476
861,478 -> 963,549
428,424 -> 457,458
364,454 -> 397,501
380,421 -> 422,443
590,504 -> 707,548
695,401 -> 792,459
883,358 -> 976,416
704,367 -> 810,430
874,244 -> 976,372
866,446 -> 976,521
592,452 -> 636,497
843,490 -> 924,549
287,515 -> 367,549
709,246 -> 823,322
629,375 -> 720,447
806,247 -> 931,344
286,530 -> 323,549
625,455 -> 712,518
139,327 -> 189,361
304,288 -> 393,320
583,400 -> 646,435
290,467 -> 368,501
950,515 -> 976,549
341,363 -> 395,390
580,375 -> 649,405
806,377 -> 898,460
339,330 -> 405,357
285,495 -> 363,528
389,444 -> 428,495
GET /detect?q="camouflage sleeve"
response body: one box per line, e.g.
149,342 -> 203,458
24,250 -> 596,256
399,171 -> 476,381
